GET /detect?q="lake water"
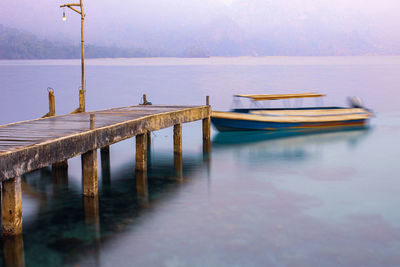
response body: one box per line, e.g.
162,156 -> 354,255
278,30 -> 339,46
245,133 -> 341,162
1,57 -> 400,266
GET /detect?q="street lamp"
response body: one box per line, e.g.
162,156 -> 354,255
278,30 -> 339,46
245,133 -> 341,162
62,8 -> 67,21
60,0 -> 86,113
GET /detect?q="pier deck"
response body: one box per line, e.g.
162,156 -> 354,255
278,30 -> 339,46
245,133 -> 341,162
0,105 -> 210,182
0,104 -> 211,236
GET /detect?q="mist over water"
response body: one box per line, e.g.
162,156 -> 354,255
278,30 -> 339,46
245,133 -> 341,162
1,0 -> 400,55
1,56 -> 400,266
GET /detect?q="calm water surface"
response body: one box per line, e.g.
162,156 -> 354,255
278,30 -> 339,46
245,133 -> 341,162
0,57 -> 400,266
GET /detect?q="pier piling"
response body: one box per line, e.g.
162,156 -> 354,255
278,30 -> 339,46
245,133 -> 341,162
52,160 -> 68,177
174,124 -> 183,178
136,133 -> 147,172
100,146 -> 111,183
52,160 -> 69,189
82,150 -> 98,197
136,132 -> 149,205
1,176 -> 23,236
202,96 -> 211,155
82,114 -> 98,197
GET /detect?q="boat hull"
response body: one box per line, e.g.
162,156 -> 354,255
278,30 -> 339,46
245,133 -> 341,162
211,117 -> 367,132
211,108 -> 370,132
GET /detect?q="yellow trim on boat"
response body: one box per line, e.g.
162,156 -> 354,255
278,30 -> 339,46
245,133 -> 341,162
235,92 -> 325,101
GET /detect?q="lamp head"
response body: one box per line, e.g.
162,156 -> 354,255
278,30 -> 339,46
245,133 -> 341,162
62,9 -> 66,21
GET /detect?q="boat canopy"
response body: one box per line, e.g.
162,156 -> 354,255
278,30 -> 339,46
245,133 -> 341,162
234,92 -> 325,101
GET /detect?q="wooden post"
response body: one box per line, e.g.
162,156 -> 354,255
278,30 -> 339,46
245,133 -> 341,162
2,235 -> 25,267
2,177 -> 23,236
48,89 -> 55,116
146,131 -> 152,170
90,113 -> 95,129
82,150 -> 98,197
174,124 -> 183,178
82,114 -> 98,197
146,131 -> 151,151
61,1 -> 85,113
136,133 -> 148,205
100,146 -> 111,184
80,0 -> 85,113
140,94 -> 152,105
52,160 -> 68,170
203,96 -> 211,155
52,160 -> 68,191
52,160 -> 68,182
42,89 -> 56,118
136,133 -> 147,172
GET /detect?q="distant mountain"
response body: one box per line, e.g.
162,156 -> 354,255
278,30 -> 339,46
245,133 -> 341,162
0,25 -> 151,59
1,20 -> 399,59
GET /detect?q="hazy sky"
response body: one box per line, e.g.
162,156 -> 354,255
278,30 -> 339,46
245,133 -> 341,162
1,0 -> 400,54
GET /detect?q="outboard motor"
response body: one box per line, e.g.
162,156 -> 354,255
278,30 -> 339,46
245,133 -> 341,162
348,96 -> 363,108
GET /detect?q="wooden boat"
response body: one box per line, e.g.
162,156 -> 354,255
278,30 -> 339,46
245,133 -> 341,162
211,93 -> 372,132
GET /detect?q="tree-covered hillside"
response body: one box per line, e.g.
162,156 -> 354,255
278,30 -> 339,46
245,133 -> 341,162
0,25 -> 151,59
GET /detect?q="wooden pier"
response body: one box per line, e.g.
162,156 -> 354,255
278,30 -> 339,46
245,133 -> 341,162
0,104 -> 211,236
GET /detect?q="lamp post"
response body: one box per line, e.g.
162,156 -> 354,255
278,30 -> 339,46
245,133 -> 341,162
60,0 -> 86,113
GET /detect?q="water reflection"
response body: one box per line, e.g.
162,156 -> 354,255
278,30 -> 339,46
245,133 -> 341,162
2,235 -> 25,267
213,128 -> 371,163
0,151 -> 205,266
136,170 -> 149,207
83,196 -> 101,267
213,127 -> 371,146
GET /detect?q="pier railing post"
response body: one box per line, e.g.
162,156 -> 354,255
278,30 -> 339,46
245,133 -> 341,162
42,88 -> 56,118
82,114 -> 98,197
48,89 -> 55,116
202,96 -> 211,155
174,124 -> 183,179
1,177 -> 23,236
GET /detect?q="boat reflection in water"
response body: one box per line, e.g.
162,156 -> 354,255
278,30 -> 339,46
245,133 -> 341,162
212,126 -> 371,163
